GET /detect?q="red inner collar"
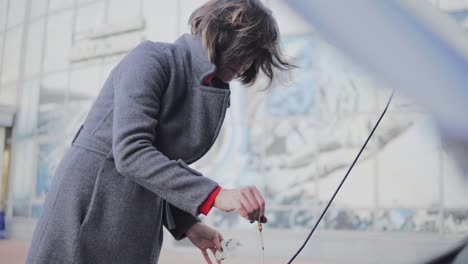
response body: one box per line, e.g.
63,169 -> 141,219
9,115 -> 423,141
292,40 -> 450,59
202,74 -> 215,85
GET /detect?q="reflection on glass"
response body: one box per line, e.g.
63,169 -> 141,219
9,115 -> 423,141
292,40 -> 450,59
375,209 -> 439,232
36,143 -> 67,199
322,208 -> 374,231
190,82 -> 265,191
38,101 -> 92,137
12,139 -> 35,218
447,9 -> 468,28
12,200 -> 29,218
263,119 -> 318,207
444,210 -> 468,233
31,204 -> 43,219
38,72 -> 67,136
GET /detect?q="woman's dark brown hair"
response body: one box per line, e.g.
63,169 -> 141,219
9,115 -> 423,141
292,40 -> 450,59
189,0 -> 295,87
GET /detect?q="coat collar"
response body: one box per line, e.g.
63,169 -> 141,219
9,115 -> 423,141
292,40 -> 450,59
176,34 -> 223,87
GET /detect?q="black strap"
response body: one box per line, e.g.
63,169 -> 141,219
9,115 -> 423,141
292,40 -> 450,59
288,90 -> 395,263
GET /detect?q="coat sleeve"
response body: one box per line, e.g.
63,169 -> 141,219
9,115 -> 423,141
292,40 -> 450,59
112,41 -> 219,216
163,203 -> 200,240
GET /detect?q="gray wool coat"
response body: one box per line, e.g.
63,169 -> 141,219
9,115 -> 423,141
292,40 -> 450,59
26,34 -> 231,264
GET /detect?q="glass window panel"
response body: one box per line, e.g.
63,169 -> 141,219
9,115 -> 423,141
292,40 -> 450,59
107,0 -> 141,24
7,0 -> 26,28
442,151 -> 468,208
0,84 -> 17,106
12,200 -> 29,217
191,112 -> 264,188
24,19 -> 45,78
31,204 -> 43,219
38,103 -> 73,137
17,80 -> 40,136
77,0 -> 99,4
11,138 -> 36,218
36,143 -> 60,197
143,0 -> 177,42
0,0 -> 7,31
38,70 -> 90,139
100,62 -> 117,88
0,32 -> 4,69
40,71 -> 68,105
377,114 -> 440,208
30,0 -> 48,19
1,27 -> 23,84
38,72 -> 68,136
74,2 -> 105,36
179,0 -> 206,34
69,63 -> 102,100
11,80 -> 40,216
263,118 -> 320,207
49,0 -> 74,12
313,114 -> 378,208
32,141 -> 69,219
99,54 -> 122,87
43,11 -> 73,73
449,10 -> 468,25
377,89 -> 422,115
63,101 -> 92,140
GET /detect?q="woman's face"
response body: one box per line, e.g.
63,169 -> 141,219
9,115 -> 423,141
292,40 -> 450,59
215,59 -> 253,83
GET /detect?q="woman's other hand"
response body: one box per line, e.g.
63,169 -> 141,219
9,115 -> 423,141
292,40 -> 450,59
186,222 -> 224,264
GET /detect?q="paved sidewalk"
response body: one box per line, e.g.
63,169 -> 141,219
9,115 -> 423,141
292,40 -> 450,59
0,240 -> 29,264
0,240 -> 311,264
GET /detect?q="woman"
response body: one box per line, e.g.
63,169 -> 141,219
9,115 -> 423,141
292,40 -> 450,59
26,0 -> 293,263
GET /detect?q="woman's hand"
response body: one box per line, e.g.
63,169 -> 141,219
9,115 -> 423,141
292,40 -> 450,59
213,186 -> 267,223
186,222 -> 224,264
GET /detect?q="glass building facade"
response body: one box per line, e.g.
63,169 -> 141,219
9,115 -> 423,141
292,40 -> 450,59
0,0 -> 467,245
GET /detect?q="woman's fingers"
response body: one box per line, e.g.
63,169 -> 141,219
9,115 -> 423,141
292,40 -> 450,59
210,247 -> 221,264
237,203 -> 249,220
251,186 -> 266,222
240,189 -> 257,220
213,232 -> 222,252
202,249 -> 213,264
239,186 -> 266,222
215,186 -> 266,223
218,232 -> 224,243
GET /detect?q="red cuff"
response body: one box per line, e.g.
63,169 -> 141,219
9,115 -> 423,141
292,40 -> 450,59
199,186 -> 221,215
